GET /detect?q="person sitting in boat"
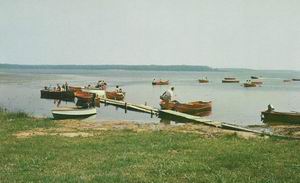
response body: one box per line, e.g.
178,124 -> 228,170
115,85 -> 123,93
160,87 -> 175,102
267,104 -> 275,112
56,84 -> 61,91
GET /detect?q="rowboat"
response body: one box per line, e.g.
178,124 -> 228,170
40,90 -> 75,100
292,79 -> 300,81
261,110 -> 300,124
251,76 -> 259,79
198,79 -> 209,83
243,83 -> 257,87
52,107 -> 97,119
105,91 -> 125,100
75,91 -> 94,102
160,100 -> 212,115
152,80 -> 169,85
251,80 -> 263,85
222,79 -> 240,83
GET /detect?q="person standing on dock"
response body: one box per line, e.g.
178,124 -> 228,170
160,87 -> 175,102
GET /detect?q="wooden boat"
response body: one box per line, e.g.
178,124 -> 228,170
251,80 -> 263,85
152,80 -> 169,85
198,79 -> 209,83
222,79 -> 240,83
52,107 -> 97,119
292,79 -> 300,81
224,77 -> 236,80
261,110 -> 300,124
75,91 -> 94,102
251,76 -> 259,79
105,91 -> 125,100
40,90 -> 74,100
243,83 -> 256,87
160,100 -> 212,115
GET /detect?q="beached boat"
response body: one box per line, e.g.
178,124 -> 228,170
261,110 -> 300,124
52,107 -> 97,119
152,80 -> 169,85
243,83 -> 256,87
160,100 -> 212,115
198,79 -> 209,83
105,91 -> 125,100
292,79 -> 300,81
75,91 -> 94,102
40,90 -> 75,100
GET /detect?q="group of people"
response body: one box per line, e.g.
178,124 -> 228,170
45,82 -> 69,92
95,80 -> 107,90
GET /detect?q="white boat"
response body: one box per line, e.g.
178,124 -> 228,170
52,107 -> 97,119
81,89 -> 106,98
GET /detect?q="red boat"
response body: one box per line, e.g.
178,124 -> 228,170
69,86 -> 83,92
160,100 -> 212,116
75,91 -> 94,102
152,80 -> 169,85
105,91 -> 125,101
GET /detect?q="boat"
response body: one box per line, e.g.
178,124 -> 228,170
292,79 -> 300,81
222,79 -> 240,83
152,80 -> 169,85
261,110 -> 300,124
283,80 -> 291,82
198,79 -> 209,83
243,83 -> 256,87
160,100 -> 212,115
105,91 -> 125,100
52,107 -> 97,119
75,91 -> 94,102
40,89 -> 75,100
224,77 -> 236,80
251,80 -> 263,85
251,76 -> 259,79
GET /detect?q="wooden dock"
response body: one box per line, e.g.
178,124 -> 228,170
98,98 -> 269,135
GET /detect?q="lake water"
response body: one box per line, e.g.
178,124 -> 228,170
0,68 -> 299,125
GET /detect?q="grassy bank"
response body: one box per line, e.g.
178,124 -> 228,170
1,110 -> 300,182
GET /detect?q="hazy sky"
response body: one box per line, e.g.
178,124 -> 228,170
0,0 -> 299,69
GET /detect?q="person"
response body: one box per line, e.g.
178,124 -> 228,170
115,85 -> 122,93
56,84 -> 61,91
65,82 -> 69,91
267,104 -> 275,112
160,87 -> 175,102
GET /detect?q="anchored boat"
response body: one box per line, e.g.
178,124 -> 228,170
52,107 -> 97,119
261,110 -> 300,124
198,79 -> 209,83
152,80 -> 169,85
160,100 -> 212,115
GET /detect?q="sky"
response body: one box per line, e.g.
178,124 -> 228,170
0,0 -> 299,70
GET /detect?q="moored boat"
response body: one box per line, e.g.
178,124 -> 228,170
222,79 -> 240,83
105,91 -> 125,100
75,91 -> 94,102
292,79 -> 300,81
69,86 -> 83,92
224,77 -> 236,80
81,88 -> 106,98
52,107 -> 97,119
283,80 -> 291,82
40,90 -> 75,100
261,110 -> 300,124
198,79 -> 209,83
251,76 -> 259,79
251,80 -> 263,85
160,100 -> 212,115
152,80 -> 169,85
243,83 -> 256,87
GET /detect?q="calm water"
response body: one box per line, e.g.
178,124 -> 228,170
0,68 -> 299,125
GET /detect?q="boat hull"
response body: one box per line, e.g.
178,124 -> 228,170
198,79 -> 209,83
81,89 -> 106,98
261,111 -> 300,124
40,90 -> 74,100
52,107 -> 97,119
222,80 -> 240,83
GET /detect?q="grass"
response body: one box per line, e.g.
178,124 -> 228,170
1,110 -> 300,182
